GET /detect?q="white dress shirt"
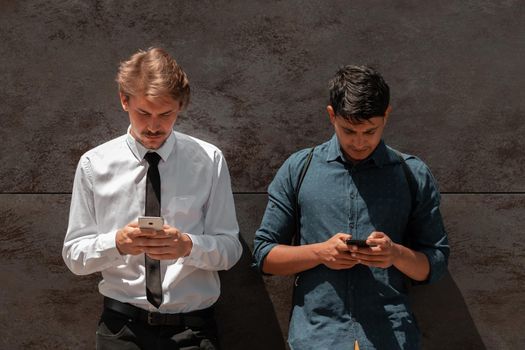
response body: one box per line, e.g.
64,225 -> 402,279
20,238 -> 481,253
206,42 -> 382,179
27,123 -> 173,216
63,129 -> 242,313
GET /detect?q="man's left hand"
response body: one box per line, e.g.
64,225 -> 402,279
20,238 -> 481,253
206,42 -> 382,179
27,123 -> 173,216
348,231 -> 400,269
141,224 -> 193,260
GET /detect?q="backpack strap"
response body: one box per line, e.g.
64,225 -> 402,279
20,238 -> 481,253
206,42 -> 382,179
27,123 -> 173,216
393,150 -> 418,217
292,147 -> 315,246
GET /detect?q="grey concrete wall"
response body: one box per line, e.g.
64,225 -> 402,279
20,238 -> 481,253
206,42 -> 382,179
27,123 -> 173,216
1,1 -> 524,349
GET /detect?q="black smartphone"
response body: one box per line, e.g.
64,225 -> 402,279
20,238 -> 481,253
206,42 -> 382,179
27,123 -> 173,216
345,238 -> 376,247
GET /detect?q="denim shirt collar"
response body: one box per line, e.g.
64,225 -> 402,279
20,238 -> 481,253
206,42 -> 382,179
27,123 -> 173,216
326,134 -> 388,168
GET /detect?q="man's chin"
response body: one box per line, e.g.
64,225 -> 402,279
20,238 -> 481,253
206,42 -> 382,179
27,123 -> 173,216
346,151 -> 371,162
352,154 -> 369,160
140,137 -> 165,150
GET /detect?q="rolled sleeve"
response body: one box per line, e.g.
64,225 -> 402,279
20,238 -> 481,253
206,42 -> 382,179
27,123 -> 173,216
407,161 -> 450,285
253,153 -> 307,273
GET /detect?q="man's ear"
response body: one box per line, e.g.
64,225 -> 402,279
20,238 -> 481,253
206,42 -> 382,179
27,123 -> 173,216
383,105 -> 392,125
119,92 -> 129,111
327,105 -> 336,125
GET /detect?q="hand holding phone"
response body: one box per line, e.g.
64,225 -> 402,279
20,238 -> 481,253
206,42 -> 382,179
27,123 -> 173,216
116,218 -> 165,255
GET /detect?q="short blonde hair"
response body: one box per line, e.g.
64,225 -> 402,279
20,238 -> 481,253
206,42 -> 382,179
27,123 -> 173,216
116,47 -> 190,109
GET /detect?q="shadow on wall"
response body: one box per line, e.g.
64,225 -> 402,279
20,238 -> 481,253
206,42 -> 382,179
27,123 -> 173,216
0,197 -> 482,349
217,237 -> 287,350
224,255 -> 488,350
410,271 -> 486,350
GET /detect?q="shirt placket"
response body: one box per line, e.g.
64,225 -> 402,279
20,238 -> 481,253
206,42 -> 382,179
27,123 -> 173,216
347,166 -> 360,339
348,167 -> 359,236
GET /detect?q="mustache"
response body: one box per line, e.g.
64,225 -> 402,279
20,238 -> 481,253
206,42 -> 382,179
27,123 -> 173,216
142,131 -> 166,137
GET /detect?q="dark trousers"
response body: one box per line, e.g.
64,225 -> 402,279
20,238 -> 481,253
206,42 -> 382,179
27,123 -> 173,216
96,301 -> 220,350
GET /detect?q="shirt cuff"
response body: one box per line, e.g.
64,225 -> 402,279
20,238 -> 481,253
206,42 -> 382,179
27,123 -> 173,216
178,233 -> 201,266
413,248 -> 447,285
252,241 -> 279,274
96,230 -> 125,263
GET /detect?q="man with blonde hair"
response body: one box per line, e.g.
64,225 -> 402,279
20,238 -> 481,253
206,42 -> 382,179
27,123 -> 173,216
63,47 -> 242,349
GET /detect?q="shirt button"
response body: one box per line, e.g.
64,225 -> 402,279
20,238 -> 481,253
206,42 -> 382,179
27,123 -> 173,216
349,224 -> 354,229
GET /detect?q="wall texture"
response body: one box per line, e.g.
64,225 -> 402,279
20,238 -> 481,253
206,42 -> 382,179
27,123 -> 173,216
1,1 -> 524,349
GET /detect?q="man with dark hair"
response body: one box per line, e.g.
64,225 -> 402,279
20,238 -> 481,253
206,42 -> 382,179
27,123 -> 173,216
63,48 -> 242,349
253,65 -> 449,349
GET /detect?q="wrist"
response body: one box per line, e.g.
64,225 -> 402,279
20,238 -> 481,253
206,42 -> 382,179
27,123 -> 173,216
391,243 -> 403,266
311,242 -> 328,266
181,233 -> 193,257
115,230 -> 125,255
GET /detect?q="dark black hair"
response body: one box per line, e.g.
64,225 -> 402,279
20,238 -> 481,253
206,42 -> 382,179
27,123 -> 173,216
328,65 -> 390,122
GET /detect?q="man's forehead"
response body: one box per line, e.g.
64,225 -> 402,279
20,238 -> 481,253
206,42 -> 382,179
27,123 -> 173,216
130,94 -> 181,109
338,116 -> 384,129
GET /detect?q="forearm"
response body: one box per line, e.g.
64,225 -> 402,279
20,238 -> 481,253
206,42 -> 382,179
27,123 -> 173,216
63,230 -> 123,275
262,243 -> 323,275
393,244 -> 430,281
183,233 -> 242,271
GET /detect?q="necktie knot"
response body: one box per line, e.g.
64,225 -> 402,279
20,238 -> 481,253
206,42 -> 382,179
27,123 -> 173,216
144,152 -> 161,166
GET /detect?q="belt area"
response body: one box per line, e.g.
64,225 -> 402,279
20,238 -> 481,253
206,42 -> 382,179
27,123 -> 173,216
103,297 -> 212,327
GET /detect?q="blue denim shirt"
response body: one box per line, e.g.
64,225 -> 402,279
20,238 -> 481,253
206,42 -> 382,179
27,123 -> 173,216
253,135 -> 449,350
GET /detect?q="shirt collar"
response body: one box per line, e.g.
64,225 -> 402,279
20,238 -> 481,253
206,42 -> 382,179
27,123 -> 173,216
326,134 -> 388,168
367,140 -> 387,168
126,126 -> 176,162
326,134 -> 345,163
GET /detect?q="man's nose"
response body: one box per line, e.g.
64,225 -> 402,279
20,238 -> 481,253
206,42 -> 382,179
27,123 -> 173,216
147,117 -> 161,132
353,135 -> 365,148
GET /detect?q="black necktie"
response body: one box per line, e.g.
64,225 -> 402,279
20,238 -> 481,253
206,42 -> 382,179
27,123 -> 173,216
144,152 -> 163,308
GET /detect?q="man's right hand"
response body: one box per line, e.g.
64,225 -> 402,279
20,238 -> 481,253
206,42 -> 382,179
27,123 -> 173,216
315,233 -> 359,270
262,233 -> 359,275
115,221 -> 158,255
